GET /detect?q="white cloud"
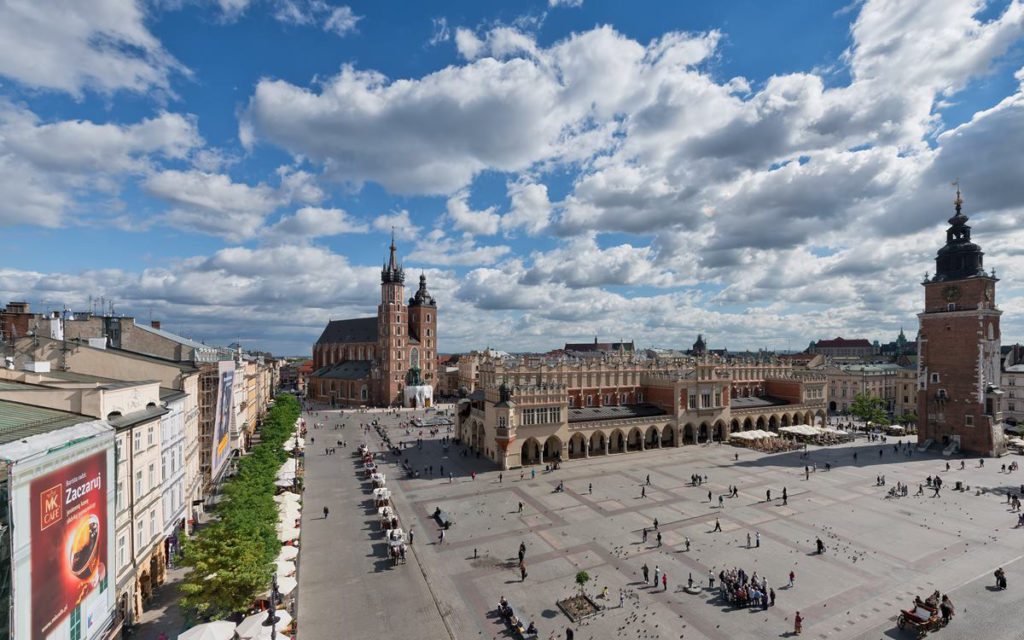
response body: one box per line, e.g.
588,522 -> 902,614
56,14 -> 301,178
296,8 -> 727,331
454,27 -> 485,60
0,0 -> 186,97
503,180 -> 551,235
429,17 -> 451,46
372,210 -> 421,241
143,170 -> 281,241
407,230 -> 511,266
273,1 -> 360,36
324,5 -> 360,36
268,206 -> 368,237
0,103 -> 202,229
549,0 -> 583,6
521,235 -> 676,288
446,191 -> 500,235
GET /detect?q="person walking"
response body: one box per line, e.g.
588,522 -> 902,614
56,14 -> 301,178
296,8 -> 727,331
642,528 -> 648,543
657,531 -> 663,547
646,474 -> 651,485
519,560 -> 527,581
565,628 -> 574,640
713,518 -> 722,532
642,563 -> 649,583
747,532 -> 752,548
323,506 -> 329,519
518,501 -> 524,513
408,528 -> 414,545
707,569 -> 715,588
766,489 -> 771,502
756,531 -> 761,548
789,570 -> 795,588
499,472 -> 503,483
794,612 -> 803,635
588,482 -> 592,494
653,518 -> 659,530
654,565 -> 661,587
619,589 -> 625,608
718,495 -> 724,508
684,536 -> 691,551
641,485 -> 646,498
531,468 -> 536,479
439,529 -> 445,544
782,487 -> 788,505
770,587 -> 776,606
707,490 -> 712,503
662,573 -> 667,591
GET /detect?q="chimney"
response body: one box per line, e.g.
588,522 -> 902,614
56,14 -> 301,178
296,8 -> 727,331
151,320 -> 161,329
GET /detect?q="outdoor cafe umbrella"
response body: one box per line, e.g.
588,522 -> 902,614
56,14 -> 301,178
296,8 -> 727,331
236,610 -> 293,640
276,546 -> 298,562
258,575 -> 298,599
176,620 -> 236,640
275,560 -> 296,576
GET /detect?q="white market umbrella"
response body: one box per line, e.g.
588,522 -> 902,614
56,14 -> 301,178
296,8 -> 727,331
277,525 -> 300,542
177,620 -> 236,640
275,560 -> 296,576
276,546 -> 298,562
236,610 -> 293,640
276,575 -> 297,596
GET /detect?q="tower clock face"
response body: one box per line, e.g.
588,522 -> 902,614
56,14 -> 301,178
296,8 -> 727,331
942,285 -> 961,301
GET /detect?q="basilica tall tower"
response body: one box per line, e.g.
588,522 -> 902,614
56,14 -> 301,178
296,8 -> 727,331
378,234 -> 406,406
917,189 -> 1005,456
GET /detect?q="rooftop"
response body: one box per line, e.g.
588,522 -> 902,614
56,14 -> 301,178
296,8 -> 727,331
729,395 -> 790,409
316,317 -> 378,345
814,337 -> 873,348
567,403 -> 666,423
0,399 -> 98,446
134,322 -> 218,353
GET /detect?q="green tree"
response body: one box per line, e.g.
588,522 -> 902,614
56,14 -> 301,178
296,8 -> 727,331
575,570 -> 591,595
899,411 -> 918,424
179,394 -> 301,620
849,393 -> 888,425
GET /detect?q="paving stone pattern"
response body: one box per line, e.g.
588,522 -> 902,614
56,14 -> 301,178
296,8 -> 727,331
301,404 -> 1024,640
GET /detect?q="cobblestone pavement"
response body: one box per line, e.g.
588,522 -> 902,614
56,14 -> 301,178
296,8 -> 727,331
306,405 -> 1024,640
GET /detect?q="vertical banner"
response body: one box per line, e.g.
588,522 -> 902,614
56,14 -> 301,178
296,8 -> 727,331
212,360 -> 235,477
29,451 -> 108,640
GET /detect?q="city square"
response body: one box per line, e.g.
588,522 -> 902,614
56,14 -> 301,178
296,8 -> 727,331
299,405 -> 1024,640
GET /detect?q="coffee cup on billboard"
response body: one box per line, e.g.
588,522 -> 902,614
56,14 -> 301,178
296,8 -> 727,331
69,514 -> 100,582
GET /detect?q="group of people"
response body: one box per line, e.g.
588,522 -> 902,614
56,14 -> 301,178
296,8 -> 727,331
497,596 -> 537,637
716,567 -> 776,610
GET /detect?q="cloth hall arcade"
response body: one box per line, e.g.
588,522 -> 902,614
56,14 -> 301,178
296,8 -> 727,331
457,350 -> 827,470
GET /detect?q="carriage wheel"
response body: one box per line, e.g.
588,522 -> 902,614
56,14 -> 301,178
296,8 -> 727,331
897,615 -> 906,630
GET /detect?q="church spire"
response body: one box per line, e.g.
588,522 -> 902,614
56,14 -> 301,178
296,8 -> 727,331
381,230 -> 405,284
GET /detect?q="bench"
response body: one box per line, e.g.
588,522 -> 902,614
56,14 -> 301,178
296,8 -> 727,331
434,508 -> 454,529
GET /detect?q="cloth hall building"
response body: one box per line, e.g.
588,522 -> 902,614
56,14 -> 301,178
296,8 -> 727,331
457,350 -> 827,470
309,239 -> 438,407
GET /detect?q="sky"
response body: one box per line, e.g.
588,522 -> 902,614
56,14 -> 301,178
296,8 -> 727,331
2,0 -> 1024,357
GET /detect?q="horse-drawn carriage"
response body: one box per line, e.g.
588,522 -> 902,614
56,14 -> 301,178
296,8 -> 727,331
371,472 -> 386,488
897,592 -> 949,637
387,529 -> 407,565
373,487 -> 391,508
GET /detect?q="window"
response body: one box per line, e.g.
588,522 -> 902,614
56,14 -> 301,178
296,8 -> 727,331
701,392 -> 712,408
688,393 -> 696,409
150,509 -> 156,540
965,415 -> 974,427
70,605 -> 81,640
931,373 -> 940,383
135,470 -> 143,497
937,389 -> 948,399
426,328 -> 431,337
118,536 -> 127,568
498,416 -> 506,429
586,395 -> 593,407
133,430 -> 141,453
117,481 -> 124,511
149,463 -> 156,489
568,396 -> 575,407
147,425 -> 154,446
426,314 -> 431,322
714,392 -> 722,406
162,455 -> 167,482
603,394 -> 610,405
136,518 -> 145,549
947,303 -> 956,311
637,392 -> 643,403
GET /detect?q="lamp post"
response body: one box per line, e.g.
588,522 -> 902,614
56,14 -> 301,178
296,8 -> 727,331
266,572 -> 281,639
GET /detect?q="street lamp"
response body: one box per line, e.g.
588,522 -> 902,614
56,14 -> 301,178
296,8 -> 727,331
265,572 -> 281,639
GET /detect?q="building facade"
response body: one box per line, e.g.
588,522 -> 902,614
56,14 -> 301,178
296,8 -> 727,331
917,190 -> 1006,456
809,337 -> 878,359
309,238 -> 438,407
458,351 -> 827,470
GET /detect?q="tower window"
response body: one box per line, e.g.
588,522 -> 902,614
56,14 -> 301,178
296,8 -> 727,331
426,314 -> 431,322
947,303 -> 956,311
931,373 -> 940,383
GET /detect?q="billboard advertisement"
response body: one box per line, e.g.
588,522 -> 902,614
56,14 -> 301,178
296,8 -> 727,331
211,360 -> 235,478
10,430 -> 115,640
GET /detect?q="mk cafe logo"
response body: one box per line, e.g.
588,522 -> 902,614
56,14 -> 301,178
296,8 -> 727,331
40,485 -> 62,530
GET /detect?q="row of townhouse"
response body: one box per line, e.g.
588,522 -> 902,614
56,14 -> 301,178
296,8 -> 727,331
0,303 -> 280,639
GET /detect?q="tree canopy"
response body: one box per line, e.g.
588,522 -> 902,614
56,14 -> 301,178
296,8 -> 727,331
179,394 -> 300,620
849,393 -> 889,425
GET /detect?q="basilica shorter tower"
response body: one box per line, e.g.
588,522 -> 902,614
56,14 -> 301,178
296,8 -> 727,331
916,189 -> 1005,456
